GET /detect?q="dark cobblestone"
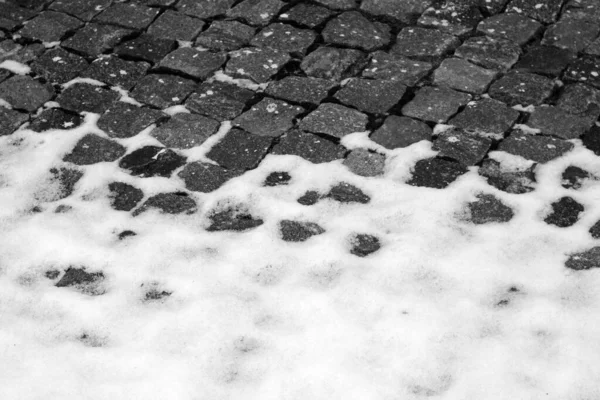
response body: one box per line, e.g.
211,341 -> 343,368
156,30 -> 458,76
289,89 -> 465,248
402,86 -> 471,123
417,0 -> 483,37
477,13 -> 542,46
448,99 -> 519,140
147,11 -> 205,42
251,23 -> 317,55
544,197 -> 584,228
265,76 -> 336,106
93,3 -> 160,30
49,0 -> 111,22
582,126 -> 600,156
159,48 -> 227,80
343,148 -> 386,177
454,36 -> 521,71
498,131 -> 574,163
225,47 -> 290,83
370,116 -> 431,149
557,83 -> 600,125
299,103 -> 368,139
0,107 -> 28,136
178,162 -> 242,193
542,16 -> 600,53
56,83 -> 119,114
513,45 -> 576,77
151,113 -> 220,149
133,192 -> 197,217
433,127 -> 492,166
176,0 -> 235,19
0,41 -> 44,64
0,3 -> 37,30
279,220 -> 325,242
0,75 -> 54,112
226,0 -> 284,26
565,247 -> 600,270
360,0 -> 432,24
131,74 -> 197,109
478,158 -> 536,194
62,23 -> 134,58
195,20 -> 255,52
564,56 -> 600,89
46,167 -> 83,201
186,81 -> 254,122
31,47 -> 89,84
562,166 -> 591,190
233,98 -> 304,137
465,193 -> 514,224
506,0 -> 564,24
322,11 -> 391,51
300,47 -> 367,81
98,103 -> 166,139
488,72 -> 554,106
63,134 -> 126,166
280,3 -> 333,28
589,220 -> 600,239
206,203 -> 263,231
271,129 -> 347,163
108,182 -> 144,212
29,108 -> 82,132
55,267 -> 105,296
297,190 -> 320,205
206,128 -> 272,170
433,58 -> 497,95
82,55 -> 149,90
114,34 -> 176,65
263,171 -> 290,187
362,51 -> 433,86
325,182 -> 370,203
18,11 -> 83,42
527,105 -> 593,140
391,27 -> 460,62
333,78 -> 406,115
119,146 -> 186,178
349,233 -> 380,257
407,157 -> 468,189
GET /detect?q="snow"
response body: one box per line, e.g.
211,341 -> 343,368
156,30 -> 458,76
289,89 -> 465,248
1,112 -> 600,400
0,60 -> 31,75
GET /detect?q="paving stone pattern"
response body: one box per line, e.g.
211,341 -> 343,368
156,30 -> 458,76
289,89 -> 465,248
1,0 -> 600,261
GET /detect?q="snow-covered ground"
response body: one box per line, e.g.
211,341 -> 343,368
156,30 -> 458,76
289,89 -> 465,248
1,108 -> 600,399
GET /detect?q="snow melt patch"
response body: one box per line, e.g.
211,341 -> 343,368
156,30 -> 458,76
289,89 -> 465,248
210,70 -> 268,92
0,60 -> 31,75
62,77 -> 105,89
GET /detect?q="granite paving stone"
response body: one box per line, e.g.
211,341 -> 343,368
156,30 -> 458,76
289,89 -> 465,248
343,148 -> 386,177
0,76 -> 54,112
498,131 -> 574,163
544,196 -> 584,227
325,182 -> 370,204
0,41 -> 45,64
151,113 -> 220,149
480,0 -> 509,15
433,58 -> 497,95
133,192 -> 197,217
582,126 -> 600,155
265,76 -> 336,106
407,157 -> 468,189
29,108 -> 82,132
226,0 -> 285,26
417,0 -> 483,37
297,190 -> 320,205
359,0 -> 433,24
264,171 -> 291,186
565,247 -> 600,270
541,17 -> 600,53
478,158 -> 537,194
279,220 -> 325,242
131,74 -> 197,109
391,27 -> 460,62
561,0 -> 600,23
362,51 -> 433,86
93,3 -> 160,30
299,103 -> 368,139
0,3 -> 37,30
562,166 -> 591,190
176,0 -> 236,19
527,105 -> 593,140
63,134 -> 126,165
118,146 -> 186,178
225,47 -> 290,83
448,99 -> 519,140
513,45 -> 576,77
590,220 -> 600,239
114,34 -> 176,65
159,48 -> 227,81
556,83 -> 600,123
185,81 -> 254,122
271,129 -> 347,163
564,56 -> 600,89
206,128 -> 273,170
402,86 -> 471,123
300,47 -> 367,81
0,107 -> 28,136
108,182 -> 144,212
62,23 -> 134,58
54,267 -> 105,295
279,3 -> 333,28
477,13 -> 542,46
0,70 -> 8,84
349,233 -> 380,257
250,23 -> 317,55
18,11 -> 83,43
506,0 -> 564,24
82,55 -> 150,90
147,11 -> 205,42
56,83 -> 119,114
46,167 -> 83,201
195,21 -> 255,52
49,0 -> 111,21
205,203 -> 263,231
454,36 -> 521,72
333,78 -> 406,115
370,115 -> 431,149
233,98 -> 305,137
8,0 -> 52,11
31,48 -> 89,84
488,71 -> 554,106
433,127 -> 492,166
465,193 -> 514,224
98,103 -> 166,139
178,162 -> 243,193
322,11 -> 391,52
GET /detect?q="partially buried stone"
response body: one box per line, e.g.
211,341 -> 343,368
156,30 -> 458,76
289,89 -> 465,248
225,47 -> 290,83
133,192 -> 197,217
362,51 -> 432,86
498,131 -> 573,163
297,190 -> 320,205
265,76 -> 336,106
322,11 -> 391,51
206,204 -> 264,231
55,267 -> 105,295
178,162 -> 242,193
131,74 -> 197,109
29,108 -> 82,132
544,197 -> 584,228
0,107 -> 28,136
582,126 -> 600,156
62,23 -> 134,58
159,48 -> 227,80
98,103 -> 166,139
349,233 -> 380,257
407,157 -> 468,189
195,20 -> 255,51
270,129 -> 347,163
119,146 -> 186,178
562,166 -> 591,190
478,158 -> 536,194
325,182 -> 370,203
279,220 -> 325,242
0,76 -> 54,112
565,247 -> 600,270
46,167 -> 83,200
251,23 -> 317,55
334,78 -> 406,115
589,220 -> 600,239
63,134 -> 126,166
418,0 -> 483,37
465,193 -> 514,224
370,116 -> 431,149
402,86 -> 471,124
433,128 -> 492,166
527,105 -> 592,140
107,182 -> 144,211
513,45 -> 576,77
206,128 -> 272,170
114,34 -> 176,65
391,27 -> 460,62
433,58 -> 497,95
299,103 -> 367,139
56,83 -> 119,114
476,13 -> 542,46
488,72 -> 554,106
233,98 -> 305,137
151,113 -> 220,149
454,36 -> 521,71
448,99 -> 519,140
264,171 -> 291,186
185,81 -> 254,122
343,148 -> 386,177
30,47 -> 89,84
300,47 -> 367,81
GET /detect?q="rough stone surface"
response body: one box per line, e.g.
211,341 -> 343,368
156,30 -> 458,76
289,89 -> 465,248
151,113 -> 220,149
433,128 -> 492,166
108,182 -> 144,211
322,11 -> 391,51
206,204 -> 264,231
49,0 -> 111,21
343,148 -> 386,177
131,74 -> 197,109
233,98 -> 305,137
206,128 -> 272,170
465,193 -> 514,224
565,247 -> 600,270
251,23 -> 317,55
0,3 -> 37,30
0,76 -> 54,112
55,267 -> 105,296
93,3 -> 160,30
185,81 -> 254,122
582,126 -> 600,156
279,220 -> 325,242
407,157 -> 468,189
265,76 -> 336,106
506,0 -> 564,24
448,99 -> 519,140
271,129 -> 347,163
225,47 -> 290,83
226,0 -> 284,26
82,55 -> 149,90
315,0 -> 358,10
418,0 -> 483,36
56,83 -> 119,114
133,192 -> 197,217
589,220 -> 600,239
44,167 -> 84,201
325,182 -> 370,204
18,11 -> 83,42
280,3 -> 333,28
147,11 -> 205,42
114,34 -> 176,65
370,116 -> 432,149
62,23 -> 133,57
542,17 -> 600,53
178,162 -> 242,193
119,146 -> 186,178
176,0 -> 236,19
29,108 -> 82,132
488,72 -> 554,106
362,51 -> 433,86
360,0 -> 432,24
159,48 -> 227,80
334,78 -> 406,115
195,20 -> 255,51
264,171 -> 291,186
562,166 -> 591,190
433,58 -> 497,95
564,56 -> 600,89
402,86 -> 471,123
527,105 -> 593,140
513,45 -> 576,76
299,103 -> 368,139
297,190 -> 320,205
477,13 -> 542,45
0,41 -> 44,64
98,103 -> 166,139
544,197 -> 584,227
300,47 -> 367,81
478,158 -> 537,194
392,27 -> 460,62
498,132 -> 574,163
454,36 -> 521,71
31,47 -> 89,84
349,233 -> 381,257
63,134 -> 126,166
556,83 -> 600,124
0,106 -> 28,136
